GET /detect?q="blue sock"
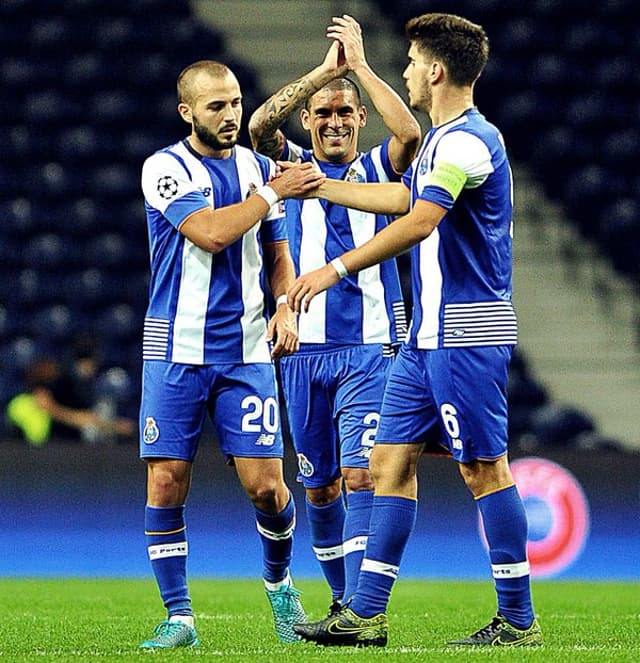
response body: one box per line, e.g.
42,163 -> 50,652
350,495 -> 416,618
145,505 -> 192,617
255,494 -> 296,583
477,484 -> 535,628
306,495 -> 346,601
342,490 -> 373,603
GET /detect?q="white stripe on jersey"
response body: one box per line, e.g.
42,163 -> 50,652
298,198 -> 329,342
236,149 -> 270,363
415,228 -> 443,348
172,239 -> 211,363
443,301 -> 518,346
348,157 -> 388,343
143,318 -> 170,359
169,153 -> 217,363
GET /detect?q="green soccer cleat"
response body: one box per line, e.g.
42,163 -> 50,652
293,606 -> 388,647
265,583 -> 307,643
448,614 -> 543,647
139,620 -> 200,649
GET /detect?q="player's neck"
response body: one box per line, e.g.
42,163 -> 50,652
430,88 -> 474,127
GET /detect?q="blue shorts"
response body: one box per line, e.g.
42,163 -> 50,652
376,345 -> 512,463
279,344 -> 393,488
139,361 -> 283,462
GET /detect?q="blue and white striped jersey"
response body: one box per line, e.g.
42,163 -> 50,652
283,137 -> 407,345
401,108 -> 517,349
140,139 -> 285,365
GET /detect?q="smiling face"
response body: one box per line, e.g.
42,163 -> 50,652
178,69 -> 242,157
300,86 -> 366,164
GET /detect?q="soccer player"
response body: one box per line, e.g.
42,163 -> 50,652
288,13 -> 543,647
137,60 -> 325,649
249,15 -> 420,613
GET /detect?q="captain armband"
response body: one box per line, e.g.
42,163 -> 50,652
426,161 -> 467,200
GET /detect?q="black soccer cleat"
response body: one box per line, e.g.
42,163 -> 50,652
448,614 -> 543,647
294,606 -> 387,647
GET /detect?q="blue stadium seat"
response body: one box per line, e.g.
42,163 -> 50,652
95,366 -> 135,404
89,90 -> 142,126
30,304 -> 78,342
525,403 -> 595,448
23,233 -> 73,269
82,232 -> 130,269
90,164 -> 140,199
96,303 -> 142,342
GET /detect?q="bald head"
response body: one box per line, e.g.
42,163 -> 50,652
177,60 -> 235,106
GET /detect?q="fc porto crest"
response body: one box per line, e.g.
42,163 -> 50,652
345,168 -> 364,184
297,453 -> 314,478
143,416 -> 159,444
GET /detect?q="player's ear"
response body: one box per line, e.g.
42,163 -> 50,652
300,107 -> 311,131
178,102 -> 192,124
358,104 -> 367,128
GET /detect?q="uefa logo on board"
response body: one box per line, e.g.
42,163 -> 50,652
478,457 -> 590,577
511,457 -> 590,577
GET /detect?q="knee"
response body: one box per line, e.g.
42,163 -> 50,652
147,460 -> 191,506
458,458 -> 512,498
246,479 -> 282,512
342,467 -> 374,493
306,478 -> 343,506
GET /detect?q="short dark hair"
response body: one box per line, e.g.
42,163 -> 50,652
305,77 -> 362,110
405,13 -> 489,86
177,60 -> 233,104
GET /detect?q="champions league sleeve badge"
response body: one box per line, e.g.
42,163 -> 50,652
157,175 -> 179,200
143,417 -> 160,444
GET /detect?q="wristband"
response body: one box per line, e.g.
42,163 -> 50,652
276,294 -> 288,307
330,257 -> 348,279
255,185 -> 279,208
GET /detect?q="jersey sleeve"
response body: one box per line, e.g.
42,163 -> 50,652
419,131 -> 494,210
141,151 -> 209,229
375,136 -> 402,182
283,139 -> 311,163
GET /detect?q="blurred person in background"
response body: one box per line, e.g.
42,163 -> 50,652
5,335 -> 135,446
137,60 -> 324,649
249,14 -> 420,615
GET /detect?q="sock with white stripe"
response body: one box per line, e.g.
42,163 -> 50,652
350,495 -> 416,618
477,484 -> 534,628
145,504 -> 192,617
342,490 -> 373,603
256,493 -> 295,583
306,495 -> 346,601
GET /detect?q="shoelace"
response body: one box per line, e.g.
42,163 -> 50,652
474,617 -> 502,639
153,621 -> 185,638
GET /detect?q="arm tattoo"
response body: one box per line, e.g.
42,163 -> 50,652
253,76 -> 318,158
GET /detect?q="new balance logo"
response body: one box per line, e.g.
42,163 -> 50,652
255,433 -> 275,446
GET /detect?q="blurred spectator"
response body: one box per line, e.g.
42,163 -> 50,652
5,335 -> 136,446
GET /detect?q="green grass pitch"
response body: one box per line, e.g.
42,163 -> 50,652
2,578 -> 639,661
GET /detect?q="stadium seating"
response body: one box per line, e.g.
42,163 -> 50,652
0,0 -> 232,433
0,0 -> 628,451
